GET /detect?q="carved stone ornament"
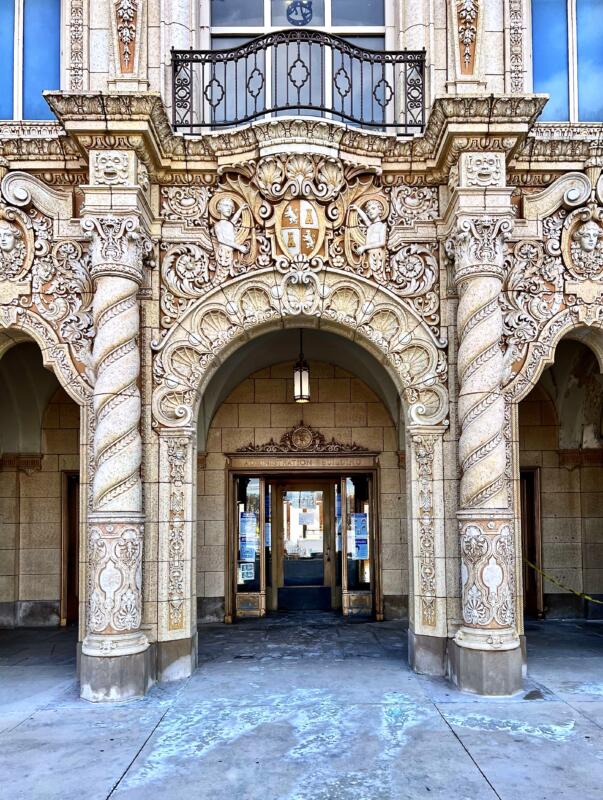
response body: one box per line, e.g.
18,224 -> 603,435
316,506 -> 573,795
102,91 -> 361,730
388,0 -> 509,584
161,186 -> 210,228
236,423 -> 370,454
91,150 -> 131,186
456,515 -> 518,649
459,152 -> 504,188
504,170 -> 603,396
457,0 -> 479,75
0,204 -> 34,283
82,214 -> 152,284
413,435 -> 437,627
87,520 -> 143,635
115,0 -> 138,73
166,436 -> 188,630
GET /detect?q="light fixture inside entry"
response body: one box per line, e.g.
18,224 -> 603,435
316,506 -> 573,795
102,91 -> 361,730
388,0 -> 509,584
293,330 -> 310,403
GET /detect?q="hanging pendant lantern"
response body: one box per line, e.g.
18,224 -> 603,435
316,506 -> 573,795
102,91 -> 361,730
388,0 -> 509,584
293,330 -> 310,403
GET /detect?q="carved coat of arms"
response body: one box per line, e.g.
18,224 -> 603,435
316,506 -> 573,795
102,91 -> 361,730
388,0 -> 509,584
275,199 -> 326,259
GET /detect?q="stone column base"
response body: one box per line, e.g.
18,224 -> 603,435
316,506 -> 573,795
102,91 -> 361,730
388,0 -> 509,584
448,640 -> 523,696
79,644 -> 155,702
156,632 -> 198,682
408,630 -> 447,676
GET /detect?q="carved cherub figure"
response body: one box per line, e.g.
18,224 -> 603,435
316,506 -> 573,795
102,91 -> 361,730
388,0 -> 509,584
213,197 -> 249,277
570,219 -> 603,277
0,218 -> 26,279
351,199 -> 388,281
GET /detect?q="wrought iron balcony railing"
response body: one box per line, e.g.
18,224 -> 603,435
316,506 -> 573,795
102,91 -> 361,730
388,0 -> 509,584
172,30 -> 425,134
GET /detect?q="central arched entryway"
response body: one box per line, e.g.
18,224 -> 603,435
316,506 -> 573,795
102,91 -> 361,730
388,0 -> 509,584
195,328 -> 408,623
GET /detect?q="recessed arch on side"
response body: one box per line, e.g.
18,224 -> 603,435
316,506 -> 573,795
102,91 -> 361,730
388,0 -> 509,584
506,313 -> 603,404
0,308 -> 91,407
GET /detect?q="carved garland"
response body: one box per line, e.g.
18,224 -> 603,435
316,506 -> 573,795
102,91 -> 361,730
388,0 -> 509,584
237,424 -> 370,454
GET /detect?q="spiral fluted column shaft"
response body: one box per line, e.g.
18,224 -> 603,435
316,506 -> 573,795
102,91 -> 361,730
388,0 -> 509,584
92,275 -> 142,512
457,275 -> 506,510
81,212 -> 149,664
449,214 -> 518,654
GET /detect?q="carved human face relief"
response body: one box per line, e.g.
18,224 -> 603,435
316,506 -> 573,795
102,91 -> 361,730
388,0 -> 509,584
574,220 -> 602,254
217,198 -> 235,220
0,217 -> 27,280
92,151 -> 130,186
0,220 -> 18,252
365,200 -> 384,222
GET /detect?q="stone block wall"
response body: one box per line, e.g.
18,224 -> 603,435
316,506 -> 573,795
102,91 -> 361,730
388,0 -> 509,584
196,360 -> 407,622
0,388 -> 80,627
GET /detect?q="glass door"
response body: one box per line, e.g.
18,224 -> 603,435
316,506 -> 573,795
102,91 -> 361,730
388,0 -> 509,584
235,476 -> 267,617
275,482 -> 335,611
341,474 -> 374,616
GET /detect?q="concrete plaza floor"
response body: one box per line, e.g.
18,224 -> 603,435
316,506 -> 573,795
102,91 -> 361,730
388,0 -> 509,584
1,615 -> 603,800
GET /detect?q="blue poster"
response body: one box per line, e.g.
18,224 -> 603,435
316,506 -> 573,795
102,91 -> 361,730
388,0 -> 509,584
240,512 -> 257,562
351,513 -> 368,560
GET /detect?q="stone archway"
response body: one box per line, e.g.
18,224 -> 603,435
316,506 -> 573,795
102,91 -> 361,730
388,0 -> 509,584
151,272 -> 450,678
506,321 -> 603,634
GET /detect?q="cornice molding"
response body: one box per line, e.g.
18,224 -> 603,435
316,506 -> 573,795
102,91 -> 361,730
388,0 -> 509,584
1,93 -> 554,183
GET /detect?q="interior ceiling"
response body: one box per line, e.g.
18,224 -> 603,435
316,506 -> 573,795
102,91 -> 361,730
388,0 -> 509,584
0,342 -> 60,453
197,328 -> 401,448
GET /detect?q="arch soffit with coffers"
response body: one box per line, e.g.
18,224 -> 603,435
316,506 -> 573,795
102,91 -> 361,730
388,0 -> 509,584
151,270 -> 449,431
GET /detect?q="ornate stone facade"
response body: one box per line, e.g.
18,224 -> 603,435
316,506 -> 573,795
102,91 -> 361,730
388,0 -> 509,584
0,0 -> 600,701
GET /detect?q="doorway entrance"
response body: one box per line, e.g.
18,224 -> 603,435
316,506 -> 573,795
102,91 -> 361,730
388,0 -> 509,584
229,470 -> 379,620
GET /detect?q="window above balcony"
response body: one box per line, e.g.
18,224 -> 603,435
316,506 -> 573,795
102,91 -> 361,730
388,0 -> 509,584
173,1 -> 424,135
0,0 -> 61,121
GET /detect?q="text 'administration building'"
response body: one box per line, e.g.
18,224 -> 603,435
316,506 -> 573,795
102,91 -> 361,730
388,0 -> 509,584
1,0 -> 603,700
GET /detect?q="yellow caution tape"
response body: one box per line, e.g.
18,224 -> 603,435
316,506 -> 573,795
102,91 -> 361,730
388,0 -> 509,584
526,559 -> 603,606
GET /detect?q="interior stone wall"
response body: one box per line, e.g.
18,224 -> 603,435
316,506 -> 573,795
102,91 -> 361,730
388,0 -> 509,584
0,387 -> 80,627
518,344 -> 603,618
196,360 -> 407,622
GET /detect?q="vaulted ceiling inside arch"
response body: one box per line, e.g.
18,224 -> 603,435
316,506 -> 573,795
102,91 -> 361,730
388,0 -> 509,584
536,339 -> 603,449
197,329 -> 401,449
0,342 -> 60,453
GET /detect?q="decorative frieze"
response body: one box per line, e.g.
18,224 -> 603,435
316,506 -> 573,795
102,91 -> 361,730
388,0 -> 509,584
413,435 -> 437,628
166,436 -> 189,631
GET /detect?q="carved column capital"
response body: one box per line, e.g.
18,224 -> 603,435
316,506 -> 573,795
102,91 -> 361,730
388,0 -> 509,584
446,214 -> 513,284
82,213 -> 152,284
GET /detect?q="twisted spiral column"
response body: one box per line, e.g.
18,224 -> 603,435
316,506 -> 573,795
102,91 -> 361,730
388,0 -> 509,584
92,275 -> 142,512
449,215 -> 519,653
81,214 -> 149,664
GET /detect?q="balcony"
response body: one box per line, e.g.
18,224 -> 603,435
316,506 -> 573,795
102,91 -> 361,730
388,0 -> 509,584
172,30 -> 425,135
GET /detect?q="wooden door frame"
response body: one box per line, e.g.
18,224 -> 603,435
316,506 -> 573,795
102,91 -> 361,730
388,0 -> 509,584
520,466 -> 544,618
224,457 -> 381,622
60,470 -> 79,626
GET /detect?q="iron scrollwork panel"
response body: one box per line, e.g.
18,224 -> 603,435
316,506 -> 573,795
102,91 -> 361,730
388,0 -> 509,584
171,29 -> 425,133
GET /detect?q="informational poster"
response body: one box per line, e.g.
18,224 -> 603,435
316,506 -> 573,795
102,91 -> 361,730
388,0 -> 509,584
239,511 -> 258,561
299,510 -> 315,526
238,563 -> 255,582
265,522 -> 271,548
351,513 -> 368,560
